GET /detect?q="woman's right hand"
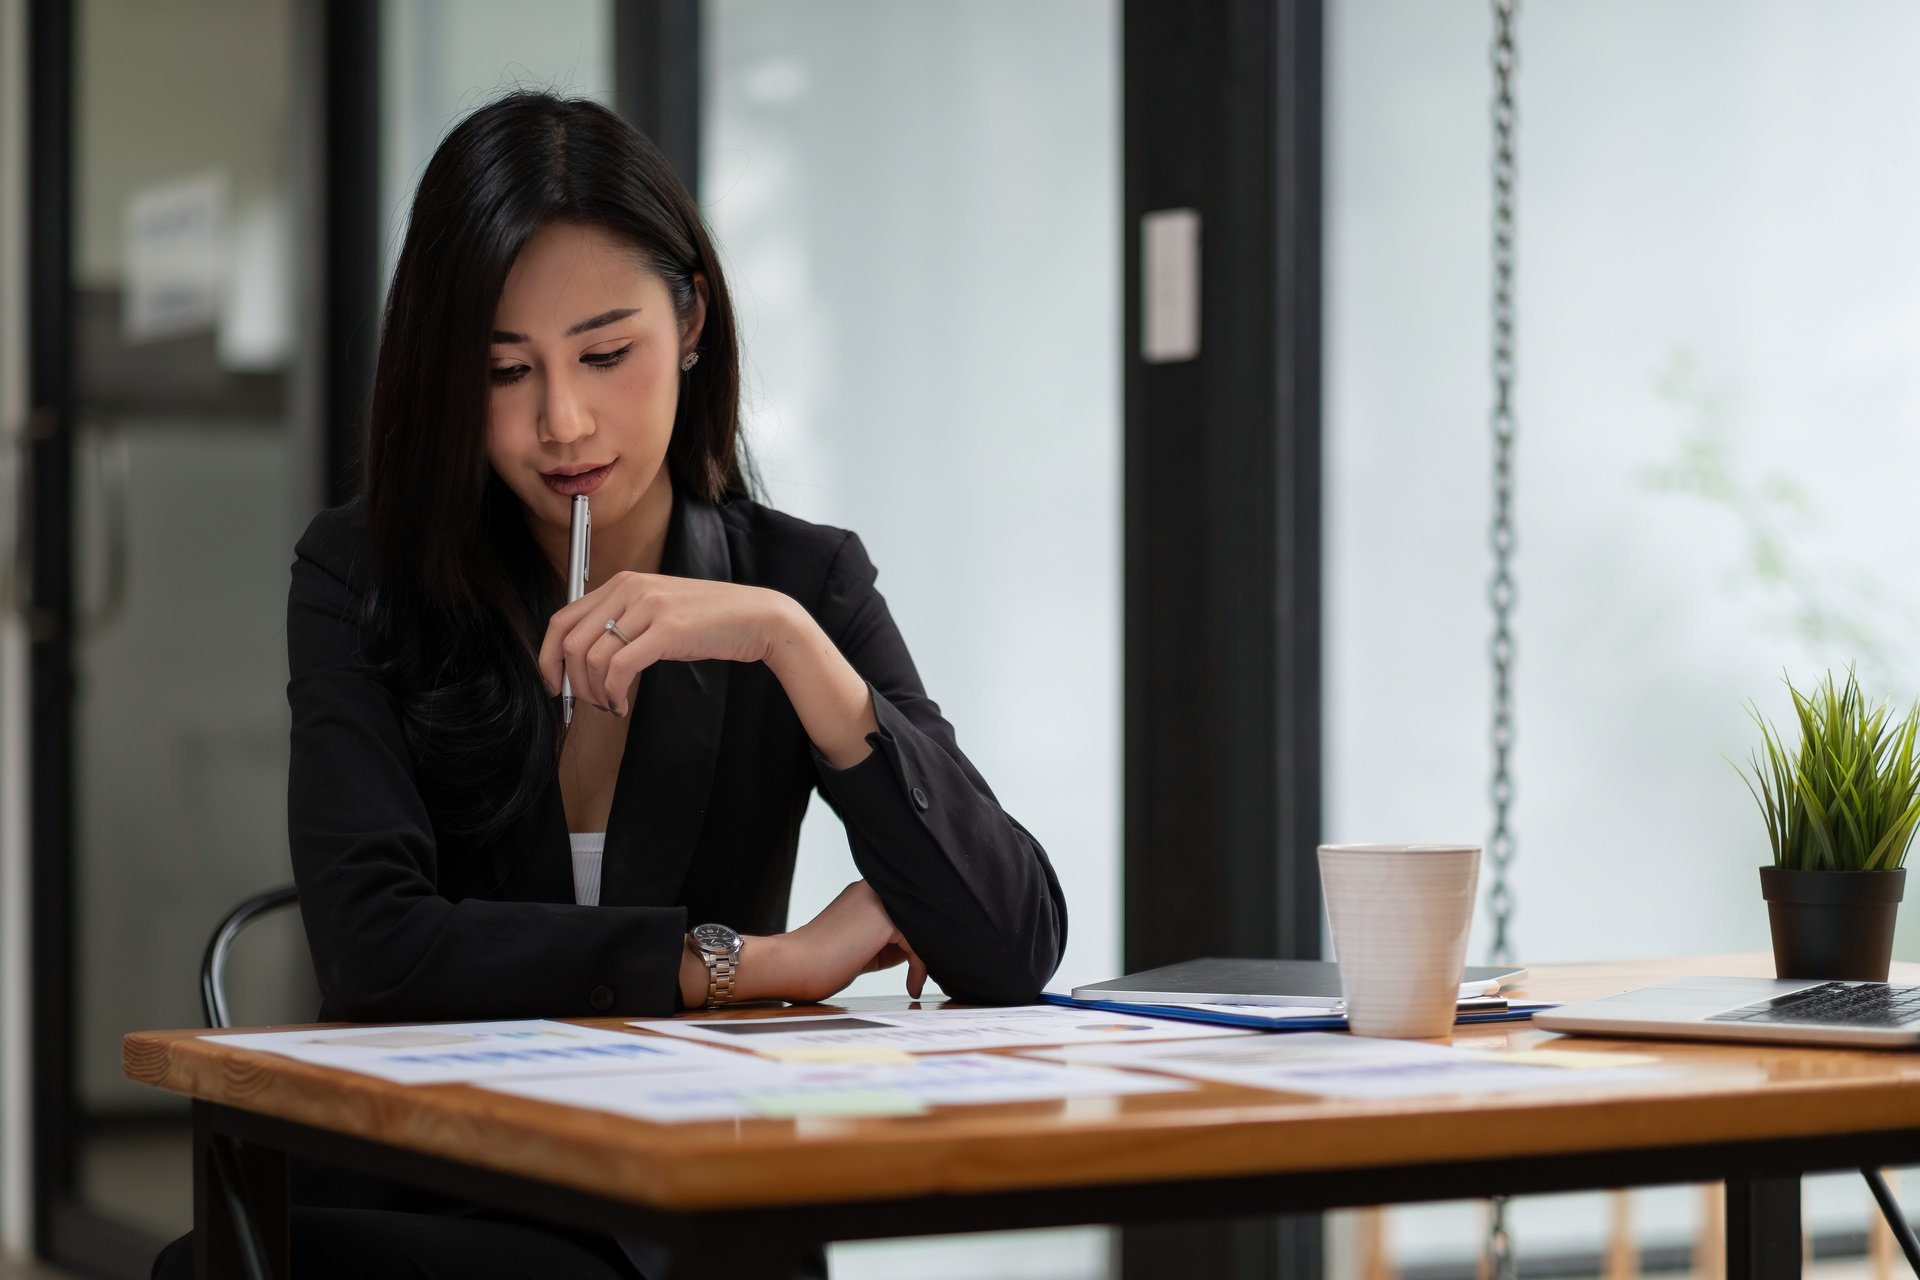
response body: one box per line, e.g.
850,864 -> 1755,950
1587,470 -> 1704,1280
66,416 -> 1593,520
682,881 -> 927,1007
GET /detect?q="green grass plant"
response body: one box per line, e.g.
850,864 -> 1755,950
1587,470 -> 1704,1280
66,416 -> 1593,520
1739,669 -> 1920,872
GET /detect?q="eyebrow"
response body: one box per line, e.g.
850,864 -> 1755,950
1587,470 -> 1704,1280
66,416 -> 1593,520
491,307 -> 639,344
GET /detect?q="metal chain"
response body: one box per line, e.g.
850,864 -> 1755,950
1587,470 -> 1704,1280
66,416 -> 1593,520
1485,3 -> 1519,1280
1487,0 -> 1518,976
1485,1202 -> 1516,1280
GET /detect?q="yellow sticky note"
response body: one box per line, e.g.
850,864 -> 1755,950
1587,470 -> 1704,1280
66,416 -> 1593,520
760,1047 -> 917,1064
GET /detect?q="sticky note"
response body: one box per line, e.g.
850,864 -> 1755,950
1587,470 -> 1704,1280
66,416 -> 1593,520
759,1048 -> 917,1064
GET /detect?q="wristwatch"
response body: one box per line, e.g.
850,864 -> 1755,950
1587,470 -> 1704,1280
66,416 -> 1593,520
688,922 -> 744,1007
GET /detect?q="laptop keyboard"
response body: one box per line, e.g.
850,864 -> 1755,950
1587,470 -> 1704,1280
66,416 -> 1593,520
1707,982 -> 1920,1027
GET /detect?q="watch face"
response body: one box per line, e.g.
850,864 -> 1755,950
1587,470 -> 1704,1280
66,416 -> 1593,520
692,922 -> 741,955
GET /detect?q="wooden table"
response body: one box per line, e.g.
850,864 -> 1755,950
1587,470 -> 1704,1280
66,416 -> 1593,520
124,955 -> 1920,1279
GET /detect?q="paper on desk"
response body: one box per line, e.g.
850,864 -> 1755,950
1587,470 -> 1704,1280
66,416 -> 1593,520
213,1020 -> 741,1085
630,1005 -> 1253,1055
485,1051 -> 1193,1123
744,1088 -> 927,1118
1459,1046 -> 1662,1069
1026,1032 -> 1671,1100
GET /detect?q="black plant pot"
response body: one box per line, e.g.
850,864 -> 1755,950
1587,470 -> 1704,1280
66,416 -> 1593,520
1759,866 -> 1906,981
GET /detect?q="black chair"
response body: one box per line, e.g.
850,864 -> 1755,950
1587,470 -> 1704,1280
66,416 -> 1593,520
198,884 -> 301,1280
200,884 -> 301,1029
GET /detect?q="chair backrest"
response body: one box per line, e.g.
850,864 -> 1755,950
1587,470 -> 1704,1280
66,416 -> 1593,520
201,885 -> 301,1029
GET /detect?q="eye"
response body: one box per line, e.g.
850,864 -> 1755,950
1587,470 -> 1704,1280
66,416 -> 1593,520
489,343 -> 630,387
583,344 -> 632,371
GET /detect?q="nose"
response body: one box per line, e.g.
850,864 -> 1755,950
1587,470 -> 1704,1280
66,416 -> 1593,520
538,371 -> 592,445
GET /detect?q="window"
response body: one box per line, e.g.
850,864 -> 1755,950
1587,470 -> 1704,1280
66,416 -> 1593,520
1327,0 -> 1920,1267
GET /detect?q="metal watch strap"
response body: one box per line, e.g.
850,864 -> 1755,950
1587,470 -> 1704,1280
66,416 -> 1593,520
702,947 -> 738,1007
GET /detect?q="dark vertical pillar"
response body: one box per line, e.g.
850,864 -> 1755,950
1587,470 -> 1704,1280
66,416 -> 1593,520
25,0 -> 76,1257
614,0 -> 702,194
1726,1174 -> 1802,1280
1121,1 -> 1323,1277
321,0 -> 382,505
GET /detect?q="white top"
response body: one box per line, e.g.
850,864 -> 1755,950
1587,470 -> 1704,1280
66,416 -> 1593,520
569,832 -> 605,907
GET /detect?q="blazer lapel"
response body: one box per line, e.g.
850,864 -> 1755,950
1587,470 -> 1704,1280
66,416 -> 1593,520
598,492 -> 733,907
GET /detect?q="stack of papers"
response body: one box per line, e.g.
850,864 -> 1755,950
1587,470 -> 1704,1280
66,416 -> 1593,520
1028,1032 -> 1669,1099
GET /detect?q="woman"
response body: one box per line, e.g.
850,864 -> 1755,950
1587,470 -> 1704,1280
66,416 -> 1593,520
154,90 -> 1065,1279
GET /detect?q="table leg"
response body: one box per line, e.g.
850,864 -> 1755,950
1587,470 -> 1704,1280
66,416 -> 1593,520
1725,1173 -> 1801,1280
193,1102 -> 289,1280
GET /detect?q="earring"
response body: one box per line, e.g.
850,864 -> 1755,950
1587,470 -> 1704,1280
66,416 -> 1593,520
679,351 -> 700,372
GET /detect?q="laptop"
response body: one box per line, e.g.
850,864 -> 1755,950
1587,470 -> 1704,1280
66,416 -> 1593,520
1071,957 -> 1529,1009
1535,975 -> 1920,1048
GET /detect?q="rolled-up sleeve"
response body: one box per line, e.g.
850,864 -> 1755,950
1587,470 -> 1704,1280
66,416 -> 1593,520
806,532 -> 1068,1004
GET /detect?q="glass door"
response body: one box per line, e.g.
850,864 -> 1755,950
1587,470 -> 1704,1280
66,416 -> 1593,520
29,0 -> 322,1270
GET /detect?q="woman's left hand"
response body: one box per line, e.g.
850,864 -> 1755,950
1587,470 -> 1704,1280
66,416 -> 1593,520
539,572 -> 801,716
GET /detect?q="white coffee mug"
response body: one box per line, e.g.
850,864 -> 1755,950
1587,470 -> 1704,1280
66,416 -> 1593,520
1318,843 -> 1482,1038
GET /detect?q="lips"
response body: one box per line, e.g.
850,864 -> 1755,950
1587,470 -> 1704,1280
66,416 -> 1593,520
542,461 -> 614,497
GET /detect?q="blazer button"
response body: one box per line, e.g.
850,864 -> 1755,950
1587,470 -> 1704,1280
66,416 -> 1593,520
910,786 -> 930,811
589,985 -> 615,1012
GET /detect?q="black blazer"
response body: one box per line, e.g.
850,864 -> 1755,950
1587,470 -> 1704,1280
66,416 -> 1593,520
287,490 -> 1068,1022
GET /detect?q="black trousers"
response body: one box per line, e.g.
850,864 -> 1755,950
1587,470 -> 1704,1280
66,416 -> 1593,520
152,1207 -> 649,1279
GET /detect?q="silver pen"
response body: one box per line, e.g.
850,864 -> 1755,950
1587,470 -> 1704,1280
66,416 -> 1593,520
561,494 -> 590,726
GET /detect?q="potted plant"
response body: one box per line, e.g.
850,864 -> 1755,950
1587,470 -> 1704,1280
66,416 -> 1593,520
1739,669 -> 1920,981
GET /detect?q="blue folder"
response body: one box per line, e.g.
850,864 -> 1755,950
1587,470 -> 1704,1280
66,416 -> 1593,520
1041,990 -> 1552,1032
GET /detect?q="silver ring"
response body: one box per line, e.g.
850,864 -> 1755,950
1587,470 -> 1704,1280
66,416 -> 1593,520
604,617 -> 632,645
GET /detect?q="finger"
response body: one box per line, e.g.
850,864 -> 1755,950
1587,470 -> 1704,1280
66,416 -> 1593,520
545,591 -> 608,697
864,940 -> 913,982
540,581 -> 617,694
560,610 -> 614,714
888,930 -> 928,999
583,624 -> 633,709
604,622 -> 664,717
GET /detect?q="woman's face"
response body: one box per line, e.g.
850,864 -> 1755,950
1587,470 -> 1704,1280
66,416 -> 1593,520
486,220 -> 704,537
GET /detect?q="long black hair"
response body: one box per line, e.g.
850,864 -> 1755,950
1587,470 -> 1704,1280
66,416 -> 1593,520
361,91 -> 749,840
